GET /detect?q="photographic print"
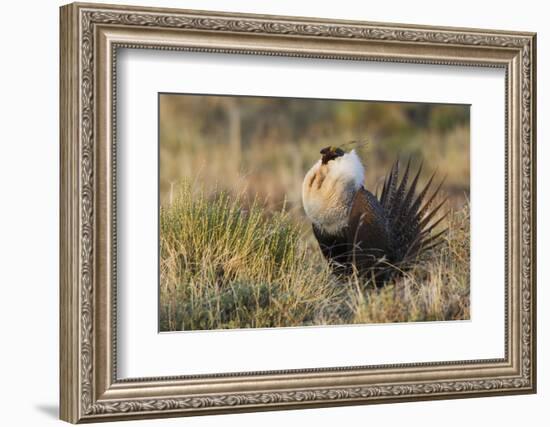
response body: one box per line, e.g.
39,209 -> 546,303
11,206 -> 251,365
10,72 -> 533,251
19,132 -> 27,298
60,5 -> 536,420
159,94 -> 470,332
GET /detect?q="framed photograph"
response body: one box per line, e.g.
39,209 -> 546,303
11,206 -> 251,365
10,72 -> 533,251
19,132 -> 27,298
60,2 -> 536,423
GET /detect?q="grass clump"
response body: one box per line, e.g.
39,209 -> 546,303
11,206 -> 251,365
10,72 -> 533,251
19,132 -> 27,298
160,184 -> 344,331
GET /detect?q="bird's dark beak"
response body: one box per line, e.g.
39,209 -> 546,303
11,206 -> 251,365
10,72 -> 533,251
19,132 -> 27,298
320,146 -> 344,164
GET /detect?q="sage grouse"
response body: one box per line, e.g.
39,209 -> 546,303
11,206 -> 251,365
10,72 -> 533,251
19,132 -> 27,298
302,146 -> 447,280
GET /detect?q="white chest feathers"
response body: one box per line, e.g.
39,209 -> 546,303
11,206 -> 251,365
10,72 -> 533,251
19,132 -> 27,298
302,150 -> 365,235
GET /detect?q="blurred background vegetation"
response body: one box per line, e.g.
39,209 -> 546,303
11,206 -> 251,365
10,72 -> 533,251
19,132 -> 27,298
159,94 -> 470,331
159,94 -> 469,216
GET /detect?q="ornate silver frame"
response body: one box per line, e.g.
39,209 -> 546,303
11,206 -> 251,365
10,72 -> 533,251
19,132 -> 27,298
60,2 -> 537,423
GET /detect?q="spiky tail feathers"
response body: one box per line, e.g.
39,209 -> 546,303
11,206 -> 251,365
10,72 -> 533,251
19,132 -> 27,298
377,158 -> 449,267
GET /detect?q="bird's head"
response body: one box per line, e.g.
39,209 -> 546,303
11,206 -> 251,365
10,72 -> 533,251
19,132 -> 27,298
320,146 -> 345,164
302,147 -> 365,234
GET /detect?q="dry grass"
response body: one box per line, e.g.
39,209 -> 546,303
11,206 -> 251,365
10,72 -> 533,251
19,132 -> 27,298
159,184 -> 470,331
